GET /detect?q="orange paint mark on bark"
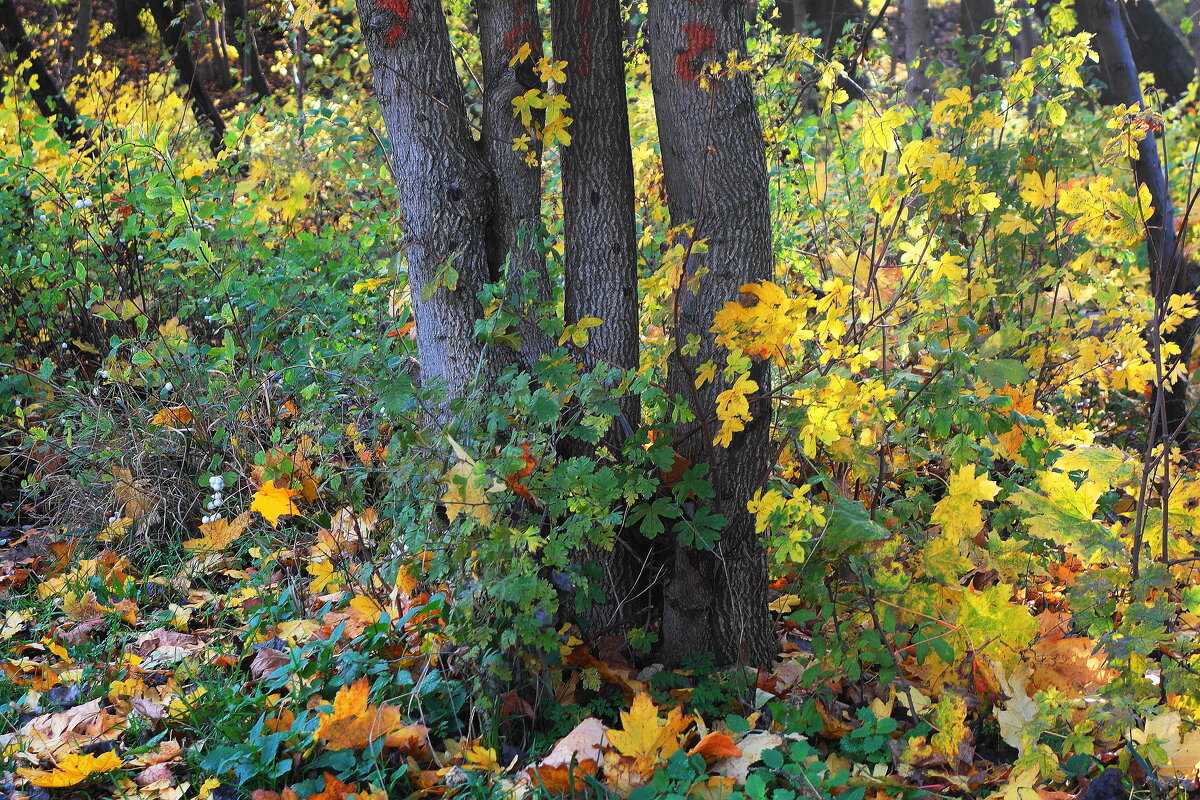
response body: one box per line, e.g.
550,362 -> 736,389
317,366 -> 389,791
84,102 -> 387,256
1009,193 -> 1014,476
675,22 -> 715,82
378,0 -> 410,45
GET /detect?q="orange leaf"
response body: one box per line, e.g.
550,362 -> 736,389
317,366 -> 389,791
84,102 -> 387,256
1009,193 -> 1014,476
688,731 -> 741,761
151,406 -> 193,427
18,750 -> 123,787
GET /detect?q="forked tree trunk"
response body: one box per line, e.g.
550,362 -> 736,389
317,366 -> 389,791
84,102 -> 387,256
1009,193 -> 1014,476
478,0 -> 554,367
357,0 -> 494,400
647,0 -> 775,667
1084,0 -> 1199,447
551,0 -> 644,637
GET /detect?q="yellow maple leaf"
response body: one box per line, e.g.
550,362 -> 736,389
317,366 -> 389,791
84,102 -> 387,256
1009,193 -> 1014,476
18,750 -> 123,787
605,692 -> 691,774
307,560 -> 342,593
316,678 -> 417,751
251,482 -> 302,527
1019,170 -> 1057,210
182,512 -> 252,554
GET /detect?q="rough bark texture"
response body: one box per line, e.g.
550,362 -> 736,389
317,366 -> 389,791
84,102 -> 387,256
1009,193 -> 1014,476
357,0 -> 494,400
647,0 -> 775,667
478,0 -> 555,367
902,0 -> 930,103
1083,0 -> 1198,445
551,0 -> 639,387
146,0 -> 226,155
551,0 -> 644,640
0,0 -> 93,151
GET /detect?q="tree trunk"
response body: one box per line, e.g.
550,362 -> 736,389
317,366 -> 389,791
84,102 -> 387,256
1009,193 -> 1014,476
647,0 -> 775,667
478,0 -> 555,367
960,0 -> 1001,85
551,0 -> 645,638
115,0 -> 146,40
66,0 -> 93,79
902,0 -> 930,103
1083,0 -> 1198,447
804,0 -> 862,52
146,0 -> 226,155
356,0 -> 494,401
0,0 -> 94,151
227,0 -> 270,98
1076,0 -> 1194,105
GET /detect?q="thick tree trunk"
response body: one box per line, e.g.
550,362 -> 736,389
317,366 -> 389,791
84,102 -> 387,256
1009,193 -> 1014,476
357,0 -> 494,400
902,0 -> 930,103
0,0 -> 93,151
552,0 -> 645,639
146,0 -> 226,155
647,0 -> 775,667
1084,0 -> 1198,447
478,0 -> 555,367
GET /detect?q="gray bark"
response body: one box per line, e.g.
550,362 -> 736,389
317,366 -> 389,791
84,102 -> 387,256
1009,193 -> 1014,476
647,0 -> 775,667
357,0 -> 495,401
478,0 -> 555,367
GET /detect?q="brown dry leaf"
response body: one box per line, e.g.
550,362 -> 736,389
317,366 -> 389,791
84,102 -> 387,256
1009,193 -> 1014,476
110,466 -> 156,520
1028,612 -> 1116,693
16,698 -> 127,760
689,776 -> 737,800
250,647 -> 291,682
133,762 -> 175,787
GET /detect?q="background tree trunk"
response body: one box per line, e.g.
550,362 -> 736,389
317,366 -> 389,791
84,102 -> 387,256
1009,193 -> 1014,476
960,0 -> 1001,85
114,0 -> 146,40
356,0 -> 494,401
226,0 -> 270,98
1187,0 -> 1200,78
902,0 -> 930,103
647,0 -> 775,667
478,0 -> 555,368
0,0 -> 93,150
66,0 -> 93,78
1075,0 -> 1194,105
146,0 -> 226,155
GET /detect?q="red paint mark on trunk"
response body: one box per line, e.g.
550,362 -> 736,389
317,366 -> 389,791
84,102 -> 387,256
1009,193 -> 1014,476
580,0 -> 591,22
580,32 -> 592,77
503,19 -> 536,52
379,0 -> 410,45
675,23 -> 715,82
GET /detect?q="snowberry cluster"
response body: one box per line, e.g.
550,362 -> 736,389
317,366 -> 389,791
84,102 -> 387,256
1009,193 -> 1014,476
200,475 -> 225,524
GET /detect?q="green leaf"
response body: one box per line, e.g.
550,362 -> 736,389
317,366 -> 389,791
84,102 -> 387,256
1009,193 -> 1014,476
820,497 -> 891,555
976,358 -> 1029,388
